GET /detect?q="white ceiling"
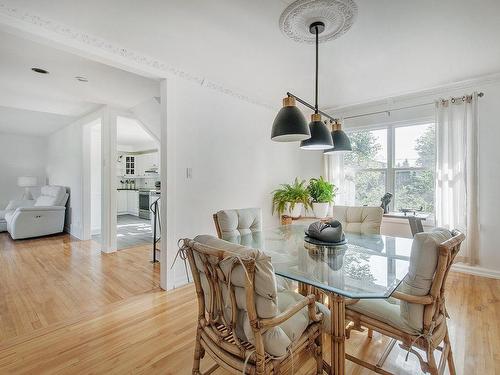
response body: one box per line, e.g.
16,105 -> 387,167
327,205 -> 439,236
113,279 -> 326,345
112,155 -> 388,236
117,116 -> 156,150
6,0 -> 500,109
0,105 -> 76,136
0,29 -> 160,135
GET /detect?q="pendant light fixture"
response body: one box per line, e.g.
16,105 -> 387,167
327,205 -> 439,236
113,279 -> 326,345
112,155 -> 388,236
270,20 -> 350,151
324,120 -> 352,153
271,0 -> 358,151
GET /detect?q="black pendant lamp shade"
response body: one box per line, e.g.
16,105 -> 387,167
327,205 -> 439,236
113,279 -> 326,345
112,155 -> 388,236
271,96 -> 310,142
300,113 -> 333,150
324,121 -> 352,153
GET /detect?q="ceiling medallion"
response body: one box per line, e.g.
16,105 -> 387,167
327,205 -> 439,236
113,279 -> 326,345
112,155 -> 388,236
279,0 -> 358,44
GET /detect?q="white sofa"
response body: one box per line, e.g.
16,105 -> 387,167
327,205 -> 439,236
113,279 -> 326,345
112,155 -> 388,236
0,185 -> 69,240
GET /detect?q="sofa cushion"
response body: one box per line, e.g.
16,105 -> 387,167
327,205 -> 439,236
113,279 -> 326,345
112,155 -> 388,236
34,186 -> 66,207
6,200 -> 35,210
331,206 -> 383,234
398,228 -> 452,331
216,208 -> 262,237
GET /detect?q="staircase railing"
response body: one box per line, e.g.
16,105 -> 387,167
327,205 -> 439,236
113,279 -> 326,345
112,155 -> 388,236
150,197 -> 161,263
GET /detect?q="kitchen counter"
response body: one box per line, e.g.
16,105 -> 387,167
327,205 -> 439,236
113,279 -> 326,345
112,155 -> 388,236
117,188 -> 138,191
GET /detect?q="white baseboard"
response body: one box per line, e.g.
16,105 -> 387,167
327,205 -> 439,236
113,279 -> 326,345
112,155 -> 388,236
451,263 -> 500,279
64,224 -> 84,240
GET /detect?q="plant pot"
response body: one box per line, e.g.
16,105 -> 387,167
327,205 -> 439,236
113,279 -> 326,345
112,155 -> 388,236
281,215 -> 293,225
286,203 -> 303,219
312,202 -> 330,219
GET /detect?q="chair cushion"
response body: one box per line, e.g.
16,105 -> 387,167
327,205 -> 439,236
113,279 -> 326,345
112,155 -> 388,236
192,235 -> 313,357
34,186 -> 66,207
331,206 -> 383,234
348,228 -> 453,334
348,298 -> 420,335
216,208 -> 262,237
398,228 -> 452,332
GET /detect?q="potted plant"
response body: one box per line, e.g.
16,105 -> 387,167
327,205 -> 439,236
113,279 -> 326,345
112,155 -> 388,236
307,176 -> 336,218
272,178 -> 311,219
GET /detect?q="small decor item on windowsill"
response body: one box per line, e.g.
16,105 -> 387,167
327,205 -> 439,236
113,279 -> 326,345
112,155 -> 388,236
380,192 -> 393,214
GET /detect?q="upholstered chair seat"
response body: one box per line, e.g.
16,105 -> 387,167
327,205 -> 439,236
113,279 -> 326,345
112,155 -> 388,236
331,205 -> 384,234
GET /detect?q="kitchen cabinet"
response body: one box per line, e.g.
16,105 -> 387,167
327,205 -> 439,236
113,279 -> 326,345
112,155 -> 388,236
134,152 -> 159,177
117,190 -> 127,214
125,156 -> 135,176
117,190 -> 139,216
127,190 -> 139,216
135,155 -> 145,177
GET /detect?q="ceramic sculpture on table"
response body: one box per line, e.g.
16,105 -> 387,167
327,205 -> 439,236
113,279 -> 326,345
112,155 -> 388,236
305,219 -> 346,244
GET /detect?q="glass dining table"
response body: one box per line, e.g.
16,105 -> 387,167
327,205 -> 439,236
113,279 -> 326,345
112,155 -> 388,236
223,224 -> 412,375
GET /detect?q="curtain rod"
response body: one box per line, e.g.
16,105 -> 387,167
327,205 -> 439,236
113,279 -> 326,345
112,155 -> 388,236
287,91 -> 484,122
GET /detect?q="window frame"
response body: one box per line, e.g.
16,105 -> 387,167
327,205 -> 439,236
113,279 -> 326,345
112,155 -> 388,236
345,117 -> 435,214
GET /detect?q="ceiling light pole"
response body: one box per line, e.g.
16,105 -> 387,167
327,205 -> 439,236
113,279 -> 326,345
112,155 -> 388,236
299,21 -> 333,150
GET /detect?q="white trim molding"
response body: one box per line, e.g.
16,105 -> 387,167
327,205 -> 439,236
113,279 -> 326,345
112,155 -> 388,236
0,1 -> 273,110
451,263 -> 500,280
326,72 -> 500,115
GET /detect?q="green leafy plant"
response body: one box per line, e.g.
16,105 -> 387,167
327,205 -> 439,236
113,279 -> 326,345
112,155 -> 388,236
307,176 -> 336,203
272,178 -> 311,216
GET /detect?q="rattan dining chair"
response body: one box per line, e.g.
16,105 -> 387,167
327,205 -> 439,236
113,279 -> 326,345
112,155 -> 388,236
181,235 -> 324,375
345,228 -> 465,375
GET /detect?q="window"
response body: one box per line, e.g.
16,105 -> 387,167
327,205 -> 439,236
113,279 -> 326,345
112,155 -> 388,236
341,122 -> 435,213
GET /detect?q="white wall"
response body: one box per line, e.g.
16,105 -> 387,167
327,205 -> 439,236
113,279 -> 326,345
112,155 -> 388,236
90,123 -> 101,234
46,110 -> 106,239
46,119 -> 84,237
0,133 -> 47,208
331,77 -> 500,274
166,78 -> 322,286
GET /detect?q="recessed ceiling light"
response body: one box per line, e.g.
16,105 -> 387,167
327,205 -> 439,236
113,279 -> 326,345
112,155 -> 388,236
31,67 -> 49,74
75,76 -> 88,82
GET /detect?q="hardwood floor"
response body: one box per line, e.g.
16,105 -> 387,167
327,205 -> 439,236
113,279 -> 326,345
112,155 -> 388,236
0,232 -> 159,341
0,232 -> 498,374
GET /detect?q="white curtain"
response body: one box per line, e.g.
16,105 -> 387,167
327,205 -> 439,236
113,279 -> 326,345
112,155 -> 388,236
435,92 -> 480,264
323,153 -> 355,207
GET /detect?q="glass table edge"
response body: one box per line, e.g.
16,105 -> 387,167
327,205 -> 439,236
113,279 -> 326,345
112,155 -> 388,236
275,270 -> 406,300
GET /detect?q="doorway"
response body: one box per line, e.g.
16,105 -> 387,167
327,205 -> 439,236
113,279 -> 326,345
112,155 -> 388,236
116,116 -> 160,251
